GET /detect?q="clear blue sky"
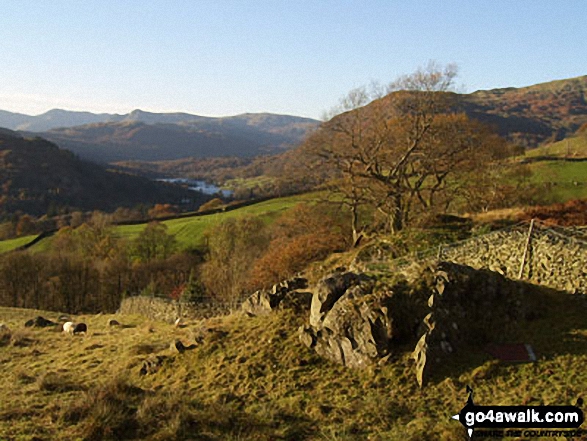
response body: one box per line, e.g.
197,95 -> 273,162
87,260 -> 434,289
1,0 -> 585,119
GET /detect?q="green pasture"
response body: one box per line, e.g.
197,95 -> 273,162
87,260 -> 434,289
525,135 -> 587,158
0,235 -> 38,253
527,160 -> 587,202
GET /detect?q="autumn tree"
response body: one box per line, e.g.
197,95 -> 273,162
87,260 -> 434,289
201,216 -> 269,305
248,203 -> 350,289
304,62 -> 508,233
133,222 -> 177,263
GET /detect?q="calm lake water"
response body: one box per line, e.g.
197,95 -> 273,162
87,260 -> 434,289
158,178 -> 232,197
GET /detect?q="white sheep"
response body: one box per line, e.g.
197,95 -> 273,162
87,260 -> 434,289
63,321 -> 75,336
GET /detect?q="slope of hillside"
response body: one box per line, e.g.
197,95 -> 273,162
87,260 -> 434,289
0,130 -> 206,216
0,278 -> 585,440
18,192 -> 316,254
463,75 -> 587,147
525,132 -> 587,159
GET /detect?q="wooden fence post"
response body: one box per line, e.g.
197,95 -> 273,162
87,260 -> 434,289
518,219 -> 535,279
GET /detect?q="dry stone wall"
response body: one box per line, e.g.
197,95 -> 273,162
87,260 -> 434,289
391,222 -> 587,293
118,296 -> 232,323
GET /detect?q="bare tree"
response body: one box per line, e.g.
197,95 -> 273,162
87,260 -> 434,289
304,62 -> 507,233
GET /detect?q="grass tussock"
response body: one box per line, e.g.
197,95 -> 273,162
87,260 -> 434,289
128,341 -> 167,356
37,372 -> 85,393
61,376 -> 144,440
0,327 -> 11,347
9,329 -> 36,347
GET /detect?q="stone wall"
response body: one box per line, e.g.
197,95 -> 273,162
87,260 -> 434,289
440,223 -> 587,293
385,222 -> 587,293
118,296 -> 233,322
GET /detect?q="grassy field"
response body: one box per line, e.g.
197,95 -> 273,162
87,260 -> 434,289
0,235 -> 38,254
525,135 -> 587,159
526,160 -> 587,202
0,280 -> 585,440
116,193 -> 317,247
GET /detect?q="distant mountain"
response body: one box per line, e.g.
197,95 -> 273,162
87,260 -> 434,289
0,130 -> 207,216
28,113 -> 318,162
0,109 -> 115,132
0,109 -> 319,162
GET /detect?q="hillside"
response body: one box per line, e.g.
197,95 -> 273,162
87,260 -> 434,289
0,130 -> 207,217
0,272 -> 585,439
462,75 -> 587,147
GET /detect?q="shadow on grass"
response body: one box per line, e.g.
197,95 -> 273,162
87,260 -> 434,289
425,283 -> 587,386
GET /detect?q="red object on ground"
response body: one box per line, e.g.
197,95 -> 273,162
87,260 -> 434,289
485,343 -> 537,362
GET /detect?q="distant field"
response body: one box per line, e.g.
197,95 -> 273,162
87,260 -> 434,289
0,235 -> 38,253
526,159 -> 587,202
223,175 -> 276,191
525,135 -> 587,158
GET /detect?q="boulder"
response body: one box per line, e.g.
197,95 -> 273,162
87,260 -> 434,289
309,271 -> 370,327
170,339 -> 197,354
139,355 -> 168,376
242,277 -> 309,316
300,271 -> 404,368
108,319 -> 120,327
24,316 -> 57,328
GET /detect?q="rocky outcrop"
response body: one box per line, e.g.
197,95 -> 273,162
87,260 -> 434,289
299,271 -> 426,368
296,263 -> 549,386
242,277 -> 311,316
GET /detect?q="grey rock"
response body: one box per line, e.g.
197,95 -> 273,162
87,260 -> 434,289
24,316 -> 57,328
242,277 -> 309,316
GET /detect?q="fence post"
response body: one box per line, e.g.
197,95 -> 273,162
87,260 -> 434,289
518,219 -> 535,279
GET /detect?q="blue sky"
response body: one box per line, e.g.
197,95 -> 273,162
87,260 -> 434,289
0,0 -> 585,119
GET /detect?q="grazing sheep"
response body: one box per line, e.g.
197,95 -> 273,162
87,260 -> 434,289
63,322 -> 75,335
73,323 -> 87,335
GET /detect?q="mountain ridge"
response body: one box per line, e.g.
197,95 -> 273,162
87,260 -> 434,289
0,108 -> 319,132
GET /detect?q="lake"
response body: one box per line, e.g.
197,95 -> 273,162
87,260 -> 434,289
158,178 -> 232,197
